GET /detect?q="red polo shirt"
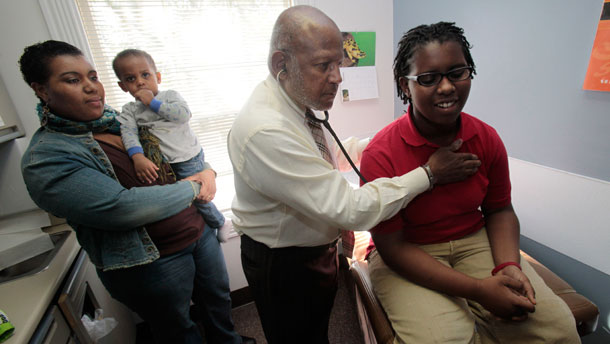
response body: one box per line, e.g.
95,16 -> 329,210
361,108 -> 511,248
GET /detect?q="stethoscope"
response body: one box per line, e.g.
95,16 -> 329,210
277,68 -> 368,184
305,110 -> 368,184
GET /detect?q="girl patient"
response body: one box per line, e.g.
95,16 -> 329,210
360,22 -> 580,343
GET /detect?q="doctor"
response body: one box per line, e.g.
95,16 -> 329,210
228,5 -> 481,344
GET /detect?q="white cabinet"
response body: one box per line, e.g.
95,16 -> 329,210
30,251 -> 136,344
0,74 -> 25,143
28,306 -> 71,344
57,251 -> 136,344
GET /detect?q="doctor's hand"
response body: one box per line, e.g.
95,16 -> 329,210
426,139 -> 481,185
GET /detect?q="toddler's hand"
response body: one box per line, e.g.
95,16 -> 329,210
134,89 -> 155,106
132,153 -> 159,184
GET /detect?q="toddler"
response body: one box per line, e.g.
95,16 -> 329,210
113,49 -> 229,242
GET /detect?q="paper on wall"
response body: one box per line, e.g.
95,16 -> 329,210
340,66 -> 379,102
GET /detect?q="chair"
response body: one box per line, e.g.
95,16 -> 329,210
349,251 -> 599,343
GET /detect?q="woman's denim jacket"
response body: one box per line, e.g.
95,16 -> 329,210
21,127 -> 200,271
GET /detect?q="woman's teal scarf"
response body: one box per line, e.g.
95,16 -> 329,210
36,102 -> 175,182
36,103 -> 121,135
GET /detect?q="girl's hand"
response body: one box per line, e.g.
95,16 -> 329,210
473,275 -> 536,321
496,265 -> 536,305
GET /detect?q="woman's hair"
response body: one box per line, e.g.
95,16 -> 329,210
19,40 -> 83,86
394,22 -> 476,104
112,49 -> 157,79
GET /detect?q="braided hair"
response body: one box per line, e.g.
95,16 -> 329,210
394,22 -> 476,104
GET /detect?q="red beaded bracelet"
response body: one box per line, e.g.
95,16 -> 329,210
491,261 -> 522,275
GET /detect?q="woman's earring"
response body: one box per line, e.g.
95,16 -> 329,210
41,103 -> 50,126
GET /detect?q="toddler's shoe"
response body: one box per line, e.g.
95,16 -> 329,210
216,218 -> 231,243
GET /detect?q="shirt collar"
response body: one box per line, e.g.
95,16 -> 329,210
399,105 -> 477,147
267,74 -> 310,121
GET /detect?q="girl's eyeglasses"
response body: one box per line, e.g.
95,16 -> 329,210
404,66 -> 475,87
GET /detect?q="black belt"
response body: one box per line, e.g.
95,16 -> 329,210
242,235 -> 338,253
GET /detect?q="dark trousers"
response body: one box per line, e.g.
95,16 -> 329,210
241,235 -> 339,344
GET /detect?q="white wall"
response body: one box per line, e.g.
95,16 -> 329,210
0,0 -> 52,219
510,158 -> 610,275
220,232 -> 248,290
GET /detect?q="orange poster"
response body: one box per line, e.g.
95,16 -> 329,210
583,0 -> 610,91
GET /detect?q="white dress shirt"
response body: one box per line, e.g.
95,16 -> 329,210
228,75 -> 430,248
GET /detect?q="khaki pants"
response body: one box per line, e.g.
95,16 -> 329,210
369,228 -> 580,344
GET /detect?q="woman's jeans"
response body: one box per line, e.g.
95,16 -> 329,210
97,225 -> 240,344
171,149 -> 225,229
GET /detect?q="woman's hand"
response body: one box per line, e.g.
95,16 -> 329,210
184,169 -> 217,203
473,275 -> 536,321
132,153 -> 159,184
